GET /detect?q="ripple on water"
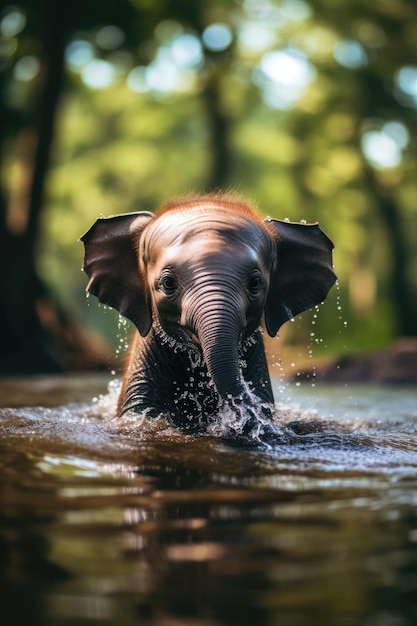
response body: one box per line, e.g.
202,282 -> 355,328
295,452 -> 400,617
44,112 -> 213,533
1,379 -> 416,479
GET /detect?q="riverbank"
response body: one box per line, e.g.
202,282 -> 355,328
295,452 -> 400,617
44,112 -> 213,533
288,338 -> 417,385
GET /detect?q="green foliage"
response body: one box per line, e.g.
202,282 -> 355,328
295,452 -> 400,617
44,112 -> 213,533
38,88 -> 209,342
2,0 -> 417,355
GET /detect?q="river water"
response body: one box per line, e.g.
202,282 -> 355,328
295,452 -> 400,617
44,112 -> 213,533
1,374 -> 417,626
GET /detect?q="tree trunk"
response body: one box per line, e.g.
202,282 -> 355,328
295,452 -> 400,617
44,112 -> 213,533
0,0 -> 112,374
372,174 -> 417,336
202,71 -> 232,191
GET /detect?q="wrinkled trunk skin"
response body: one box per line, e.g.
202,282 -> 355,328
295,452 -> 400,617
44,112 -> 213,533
185,287 -> 247,399
194,305 -> 275,439
197,315 -> 246,401
185,291 -> 264,425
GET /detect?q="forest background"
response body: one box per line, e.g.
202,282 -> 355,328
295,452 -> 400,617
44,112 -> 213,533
1,0 -> 416,375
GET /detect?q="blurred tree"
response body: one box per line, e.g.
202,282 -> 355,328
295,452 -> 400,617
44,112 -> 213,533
0,0 -> 89,373
0,0 -> 238,373
0,0 -> 236,373
231,0 -> 417,344
309,0 -> 417,337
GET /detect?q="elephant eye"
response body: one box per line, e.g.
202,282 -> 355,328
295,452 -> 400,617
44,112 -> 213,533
159,270 -> 178,296
247,270 -> 264,297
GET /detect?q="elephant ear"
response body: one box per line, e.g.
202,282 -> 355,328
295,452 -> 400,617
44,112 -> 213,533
81,212 -> 154,336
264,218 -> 337,336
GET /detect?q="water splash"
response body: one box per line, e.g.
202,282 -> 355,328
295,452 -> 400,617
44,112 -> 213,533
81,376 -> 417,476
2,374 -> 417,477
205,390 -> 278,445
115,315 -> 130,358
334,280 -> 348,346
92,377 -> 122,418
153,321 -> 204,368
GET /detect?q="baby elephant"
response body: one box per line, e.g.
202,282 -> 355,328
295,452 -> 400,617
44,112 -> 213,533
81,195 -> 336,431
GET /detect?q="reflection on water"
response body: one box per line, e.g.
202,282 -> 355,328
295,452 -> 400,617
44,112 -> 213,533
0,375 -> 417,626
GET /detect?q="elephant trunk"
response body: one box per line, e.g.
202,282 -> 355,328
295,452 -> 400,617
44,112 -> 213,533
187,294 -> 247,400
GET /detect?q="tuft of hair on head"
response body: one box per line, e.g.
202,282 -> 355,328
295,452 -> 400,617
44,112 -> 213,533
156,192 -> 264,223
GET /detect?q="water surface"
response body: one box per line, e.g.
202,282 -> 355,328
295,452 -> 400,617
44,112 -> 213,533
1,375 -> 417,626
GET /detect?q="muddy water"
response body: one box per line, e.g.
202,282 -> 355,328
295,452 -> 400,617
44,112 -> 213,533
1,374 -> 417,626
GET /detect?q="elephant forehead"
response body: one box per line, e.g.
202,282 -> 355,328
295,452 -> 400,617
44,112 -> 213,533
144,208 -> 270,255
164,238 -> 261,268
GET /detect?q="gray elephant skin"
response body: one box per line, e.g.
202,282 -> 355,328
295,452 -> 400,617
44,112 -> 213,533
81,194 -> 336,431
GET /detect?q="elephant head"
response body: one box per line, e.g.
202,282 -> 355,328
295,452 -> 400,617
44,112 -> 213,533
81,195 -> 336,403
